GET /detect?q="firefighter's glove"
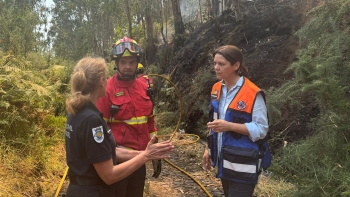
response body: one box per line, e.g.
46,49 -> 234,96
151,136 -> 162,178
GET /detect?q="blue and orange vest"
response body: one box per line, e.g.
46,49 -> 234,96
208,77 -> 271,184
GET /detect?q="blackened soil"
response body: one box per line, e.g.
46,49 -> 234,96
156,0 -> 324,151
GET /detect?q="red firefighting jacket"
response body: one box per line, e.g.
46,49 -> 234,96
96,74 -> 157,150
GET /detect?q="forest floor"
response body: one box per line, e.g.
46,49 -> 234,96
144,136 -> 273,197
144,138 -> 224,197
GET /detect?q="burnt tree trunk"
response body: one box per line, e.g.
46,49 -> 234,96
159,0 -> 168,45
171,0 -> 185,35
234,0 -> 242,21
211,0 -> 219,17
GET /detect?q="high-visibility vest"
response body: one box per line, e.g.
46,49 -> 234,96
207,77 -> 271,184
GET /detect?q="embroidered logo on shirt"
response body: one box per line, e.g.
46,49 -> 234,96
237,100 -> 246,110
115,92 -> 124,97
211,90 -> 218,99
92,126 -> 104,143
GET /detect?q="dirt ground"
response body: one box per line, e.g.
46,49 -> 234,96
145,135 -> 275,197
145,140 -> 224,197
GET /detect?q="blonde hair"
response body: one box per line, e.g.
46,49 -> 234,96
66,57 -> 107,114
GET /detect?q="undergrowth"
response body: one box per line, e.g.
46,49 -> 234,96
267,0 -> 350,196
0,52 -> 68,196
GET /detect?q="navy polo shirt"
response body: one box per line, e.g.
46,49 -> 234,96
65,102 -> 117,180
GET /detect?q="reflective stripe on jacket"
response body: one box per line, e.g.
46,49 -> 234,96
96,74 -> 157,150
208,77 -> 269,184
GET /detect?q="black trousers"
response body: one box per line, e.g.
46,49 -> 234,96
66,184 -> 115,197
115,164 -> 146,197
221,179 -> 256,197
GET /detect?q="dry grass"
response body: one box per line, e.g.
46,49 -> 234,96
0,142 -> 66,197
40,143 -> 67,196
254,175 -> 297,197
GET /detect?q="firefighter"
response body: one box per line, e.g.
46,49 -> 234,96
65,57 -> 174,197
136,63 -> 154,88
202,45 -> 271,197
96,36 -> 159,197
136,62 -> 162,179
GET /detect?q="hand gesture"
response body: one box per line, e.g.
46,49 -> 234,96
207,119 -> 230,132
143,136 -> 174,161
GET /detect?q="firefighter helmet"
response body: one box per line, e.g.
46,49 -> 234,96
110,36 -> 142,61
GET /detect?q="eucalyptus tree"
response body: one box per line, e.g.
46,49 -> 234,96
143,0 -> 156,63
205,0 -> 212,19
211,0 -> 219,17
125,0 -> 133,38
159,0 -> 168,45
123,0 -> 172,64
0,0 -> 43,57
233,0 -> 242,21
49,0 -> 118,60
171,0 -> 185,35
203,0 -> 242,21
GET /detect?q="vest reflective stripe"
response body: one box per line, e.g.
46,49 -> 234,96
223,160 -> 257,174
209,77 -> 266,184
213,112 -> 218,120
104,116 -> 148,125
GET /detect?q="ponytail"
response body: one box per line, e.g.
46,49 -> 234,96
66,71 -> 90,114
65,57 -> 107,114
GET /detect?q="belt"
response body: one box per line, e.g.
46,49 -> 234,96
69,175 -> 105,186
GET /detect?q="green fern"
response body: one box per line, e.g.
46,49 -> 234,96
269,0 -> 350,196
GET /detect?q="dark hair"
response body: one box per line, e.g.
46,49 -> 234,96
66,57 -> 107,114
213,45 -> 249,77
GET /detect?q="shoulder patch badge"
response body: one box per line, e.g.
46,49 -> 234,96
237,100 -> 246,110
115,92 -> 124,97
92,126 -> 104,143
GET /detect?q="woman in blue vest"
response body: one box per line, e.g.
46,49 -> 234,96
202,45 -> 270,197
